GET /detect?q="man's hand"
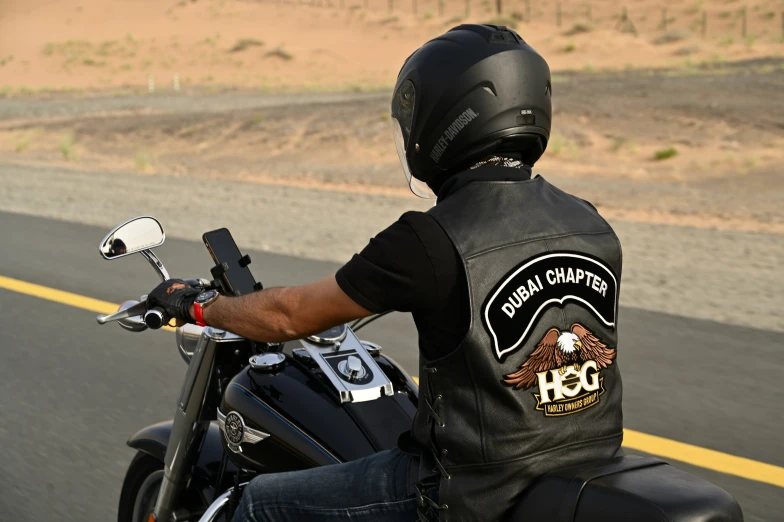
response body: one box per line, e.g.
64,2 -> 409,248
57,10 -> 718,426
147,279 -> 201,324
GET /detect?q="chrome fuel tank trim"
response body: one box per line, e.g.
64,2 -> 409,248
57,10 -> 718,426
300,327 -> 394,403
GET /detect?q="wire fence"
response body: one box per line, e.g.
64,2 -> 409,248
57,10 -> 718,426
252,0 -> 784,41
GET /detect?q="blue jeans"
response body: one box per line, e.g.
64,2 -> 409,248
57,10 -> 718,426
231,448 -> 431,522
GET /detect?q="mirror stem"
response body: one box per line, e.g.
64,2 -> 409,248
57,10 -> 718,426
141,249 -> 170,281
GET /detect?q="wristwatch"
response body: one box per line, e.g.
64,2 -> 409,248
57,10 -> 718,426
193,290 -> 220,327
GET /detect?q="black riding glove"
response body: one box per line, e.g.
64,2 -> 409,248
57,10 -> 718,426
147,279 -> 201,324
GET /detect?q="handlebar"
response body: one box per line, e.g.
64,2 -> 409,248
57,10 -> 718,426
96,278 -> 212,329
144,306 -> 170,329
97,300 -> 148,325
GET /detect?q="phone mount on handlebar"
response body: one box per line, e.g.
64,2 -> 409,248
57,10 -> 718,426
209,255 -> 263,296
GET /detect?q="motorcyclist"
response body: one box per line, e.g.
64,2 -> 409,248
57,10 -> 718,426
147,24 -> 624,522
105,237 -> 127,257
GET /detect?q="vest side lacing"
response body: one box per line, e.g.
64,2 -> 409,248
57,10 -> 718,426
416,366 -> 450,522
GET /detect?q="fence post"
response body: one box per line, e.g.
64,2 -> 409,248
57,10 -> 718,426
702,11 -> 707,38
781,11 -> 784,39
556,1 -> 562,27
741,6 -> 747,38
439,0 -> 443,16
661,7 -> 667,30
465,0 -> 470,17
615,7 -> 638,35
496,0 -> 502,15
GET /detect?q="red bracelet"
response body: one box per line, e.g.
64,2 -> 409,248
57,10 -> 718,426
193,302 -> 207,327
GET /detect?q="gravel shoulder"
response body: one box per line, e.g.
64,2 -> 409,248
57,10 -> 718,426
2,62 -> 783,233
1,161 -> 781,334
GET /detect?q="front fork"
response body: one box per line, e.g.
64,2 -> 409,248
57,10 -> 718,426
154,327 -> 245,522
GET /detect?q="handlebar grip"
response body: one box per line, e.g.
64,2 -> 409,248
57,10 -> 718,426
144,306 -> 170,329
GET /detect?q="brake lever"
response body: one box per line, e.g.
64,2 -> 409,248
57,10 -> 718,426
96,301 -> 148,325
184,278 -> 213,290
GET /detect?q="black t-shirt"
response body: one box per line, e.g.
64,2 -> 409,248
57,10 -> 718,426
335,166 -> 533,361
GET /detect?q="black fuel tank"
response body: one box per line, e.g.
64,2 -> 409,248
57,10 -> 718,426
219,348 -> 418,472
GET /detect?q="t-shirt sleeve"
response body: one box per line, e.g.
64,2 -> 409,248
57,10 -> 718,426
336,211 -> 444,315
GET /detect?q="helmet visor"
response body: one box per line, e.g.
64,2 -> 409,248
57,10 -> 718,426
391,80 -> 435,199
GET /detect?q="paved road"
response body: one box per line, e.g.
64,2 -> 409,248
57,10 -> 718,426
0,211 -> 781,521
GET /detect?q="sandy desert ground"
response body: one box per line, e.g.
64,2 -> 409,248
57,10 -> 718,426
2,61 -> 783,233
2,0 -> 784,93
0,0 -> 782,330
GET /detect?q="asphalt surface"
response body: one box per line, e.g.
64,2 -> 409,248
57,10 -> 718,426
0,211 -> 781,521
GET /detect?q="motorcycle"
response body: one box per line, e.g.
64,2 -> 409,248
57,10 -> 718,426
97,216 -> 744,522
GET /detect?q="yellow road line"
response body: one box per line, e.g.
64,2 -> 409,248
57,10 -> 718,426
0,275 -> 175,331
1,274 -> 783,488
0,275 -> 119,313
623,429 -> 784,488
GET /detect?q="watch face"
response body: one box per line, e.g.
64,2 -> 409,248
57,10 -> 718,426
196,290 -> 219,304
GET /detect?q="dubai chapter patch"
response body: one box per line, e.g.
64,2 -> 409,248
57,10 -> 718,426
503,324 -> 616,416
482,252 -> 618,361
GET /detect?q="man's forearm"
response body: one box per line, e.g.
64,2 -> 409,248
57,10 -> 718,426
201,288 -> 300,342
196,275 -> 372,343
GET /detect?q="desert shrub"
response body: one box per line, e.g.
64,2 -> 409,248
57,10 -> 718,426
673,44 -> 700,55
134,149 -> 157,172
82,58 -> 106,67
653,29 -> 691,45
685,1 -> 703,15
60,133 -> 77,161
564,23 -> 592,36
265,47 -> 293,61
654,147 -> 678,160
230,38 -> 264,53
719,36 -> 734,46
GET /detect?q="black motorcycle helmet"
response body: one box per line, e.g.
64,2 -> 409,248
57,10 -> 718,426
391,24 -> 552,197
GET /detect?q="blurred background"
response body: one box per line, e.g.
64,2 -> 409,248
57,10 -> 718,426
0,0 -> 782,520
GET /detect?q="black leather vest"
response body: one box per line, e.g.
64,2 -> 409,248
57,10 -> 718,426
412,175 -> 624,521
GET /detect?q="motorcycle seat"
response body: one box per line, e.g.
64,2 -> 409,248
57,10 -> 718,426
506,455 -> 743,522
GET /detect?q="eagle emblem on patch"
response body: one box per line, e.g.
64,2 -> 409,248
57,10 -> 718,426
503,323 -> 616,416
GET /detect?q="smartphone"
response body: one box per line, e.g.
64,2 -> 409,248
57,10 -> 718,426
202,228 -> 258,296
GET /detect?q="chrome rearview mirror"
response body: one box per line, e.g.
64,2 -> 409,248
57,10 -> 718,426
99,216 -> 170,282
99,216 -> 165,260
